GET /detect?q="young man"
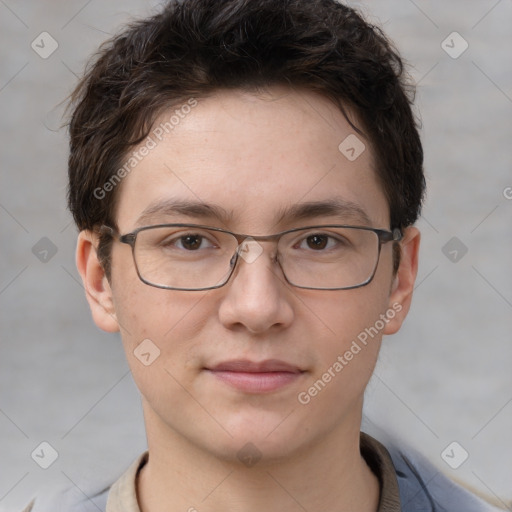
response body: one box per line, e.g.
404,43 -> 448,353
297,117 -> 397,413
24,0 -> 496,510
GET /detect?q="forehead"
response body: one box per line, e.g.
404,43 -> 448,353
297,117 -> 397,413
115,86 -> 389,232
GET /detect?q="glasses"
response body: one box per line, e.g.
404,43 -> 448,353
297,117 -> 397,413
101,223 -> 402,291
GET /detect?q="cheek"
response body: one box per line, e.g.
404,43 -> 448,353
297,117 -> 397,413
114,284 -> 213,352
312,293 -> 385,366
112,284 -> 216,413
303,268 -> 392,348
296,274 -> 393,404
109,248 -> 215,379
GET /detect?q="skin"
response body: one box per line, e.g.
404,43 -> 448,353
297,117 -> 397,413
77,85 -> 420,512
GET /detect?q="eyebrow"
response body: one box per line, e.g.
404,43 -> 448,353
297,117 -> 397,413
135,198 -> 234,226
134,197 -> 372,228
274,198 -> 372,227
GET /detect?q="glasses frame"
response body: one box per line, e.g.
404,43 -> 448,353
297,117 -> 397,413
100,223 -> 403,291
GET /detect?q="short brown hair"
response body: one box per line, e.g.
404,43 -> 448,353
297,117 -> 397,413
66,0 -> 425,273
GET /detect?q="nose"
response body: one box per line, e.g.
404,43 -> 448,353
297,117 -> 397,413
217,240 -> 294,334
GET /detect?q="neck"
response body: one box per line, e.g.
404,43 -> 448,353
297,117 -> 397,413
137,404 -> 380,512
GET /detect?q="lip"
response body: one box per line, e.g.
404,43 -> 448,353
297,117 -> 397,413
205,359 -> 306,393
208,359 -> 303,373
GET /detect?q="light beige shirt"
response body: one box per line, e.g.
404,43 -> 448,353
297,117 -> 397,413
105,433 -> 401,512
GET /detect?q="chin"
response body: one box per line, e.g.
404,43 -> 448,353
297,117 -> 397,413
205,411 -> 310,462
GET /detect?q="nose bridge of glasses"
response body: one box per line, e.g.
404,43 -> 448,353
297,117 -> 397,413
234,233 -> 281,265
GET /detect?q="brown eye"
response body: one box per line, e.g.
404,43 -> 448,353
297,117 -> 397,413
159,232 -> 216,251
306,234 -> 329,250
293,232 -> 349,252
180,235 -> 203,250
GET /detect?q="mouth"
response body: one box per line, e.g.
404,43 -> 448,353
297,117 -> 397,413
204,359 -> 307,394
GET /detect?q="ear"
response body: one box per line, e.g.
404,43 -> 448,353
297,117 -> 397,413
76,230 -> 120,333
383,226 -> 420,335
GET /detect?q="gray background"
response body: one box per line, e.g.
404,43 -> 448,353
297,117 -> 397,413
1,0 -> 511,510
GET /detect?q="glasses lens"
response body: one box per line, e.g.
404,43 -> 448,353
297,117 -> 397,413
134,226 -> 237,289
279,227 -> 380,289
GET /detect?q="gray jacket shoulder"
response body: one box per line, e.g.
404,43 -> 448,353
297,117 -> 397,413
386,442 -> 500,512
20,484 -> 109,512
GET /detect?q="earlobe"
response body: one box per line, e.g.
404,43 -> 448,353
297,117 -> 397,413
383,227 -> 421,335
76,230 -> 120,333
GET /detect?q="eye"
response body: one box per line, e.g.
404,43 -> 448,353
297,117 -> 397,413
297,233 -> 340,251
165,233 -> 216,251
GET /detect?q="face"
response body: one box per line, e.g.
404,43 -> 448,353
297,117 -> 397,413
78,85 -> 419,464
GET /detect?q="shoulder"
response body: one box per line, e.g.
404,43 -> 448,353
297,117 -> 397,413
380,437 -> 500,512
20,451 -> 148,512
19,481 -> 110,512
